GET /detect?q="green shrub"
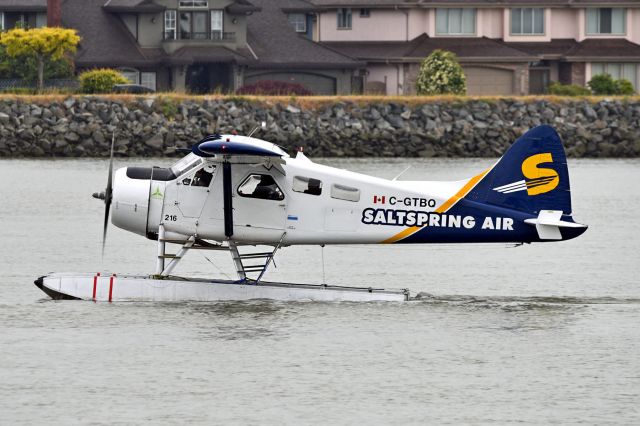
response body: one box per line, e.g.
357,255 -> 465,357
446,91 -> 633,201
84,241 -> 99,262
588,74 -> 618,95
547,82 -> 591,96
415,49 -> 466,95
614,78 -> 635,95
79,68 -> 129,94
588,73 -> 636,95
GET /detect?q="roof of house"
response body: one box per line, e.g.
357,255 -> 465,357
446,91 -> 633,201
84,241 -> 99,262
62,0 -> 165,67
505,38 -> 640,61
564,38 -> 640,61
307,0 -> 640,7
503,39 -> 578,58
226,0 -> 262,14
167,45 -> 254,66
102,0 -> 165,13
246,0 -> 363,69
0,0 -> 47,11
277,0 -> 317,13
323,34 -> 535,63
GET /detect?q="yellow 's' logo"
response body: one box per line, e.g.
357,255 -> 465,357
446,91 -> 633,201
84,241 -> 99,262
492,153 -> 559,196
521,153 -> 559,195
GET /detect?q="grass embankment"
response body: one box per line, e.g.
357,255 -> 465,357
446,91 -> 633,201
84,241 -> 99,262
0,93 -> 638,109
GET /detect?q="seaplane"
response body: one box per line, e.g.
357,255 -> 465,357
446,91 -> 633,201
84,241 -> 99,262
35,124 -> 587,302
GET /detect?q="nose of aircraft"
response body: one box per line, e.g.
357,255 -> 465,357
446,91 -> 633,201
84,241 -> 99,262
109,167 -> 151,236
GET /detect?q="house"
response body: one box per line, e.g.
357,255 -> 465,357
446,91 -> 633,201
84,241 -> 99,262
299,0 -> 640,95
0,0 -> 361,94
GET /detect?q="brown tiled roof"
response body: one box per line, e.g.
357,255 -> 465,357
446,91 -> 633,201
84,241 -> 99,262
62,0 -> 165,67
246,0 -> 362,69
564,38 -> 640,61
324,34 -> 535,62
0,0 -> 47,11
504,39 -> 578,58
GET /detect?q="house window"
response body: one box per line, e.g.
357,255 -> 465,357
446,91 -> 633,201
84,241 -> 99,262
119,68 -> 139,84
586,8 -> 626,35
360,8 -> 370,18
337,8 -> 352,30
211,10 -> 223,38
35,12 -> 46,28
177,10 -> 210,39
238,174 -> 285,201
179,0 -> 208,7
288,13 -> 306,33
436,9 -> 476,35
140,72 -> 157,91
591,63 -> 638,91
164,10 -> 177,39
0,13 -> 4,31
292,176 -> 322,196
511,8 -> 544,35
331,184 -> 360,202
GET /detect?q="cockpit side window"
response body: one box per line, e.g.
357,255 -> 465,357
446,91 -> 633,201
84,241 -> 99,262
238,174 -> 285,201
293,176 -> 322,196
180,164 -> 215,187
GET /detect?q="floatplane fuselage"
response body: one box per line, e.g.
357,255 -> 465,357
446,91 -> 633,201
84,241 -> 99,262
35,125 -> 587,302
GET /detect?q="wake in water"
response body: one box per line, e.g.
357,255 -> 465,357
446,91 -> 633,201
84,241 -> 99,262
413,293 -> 640,306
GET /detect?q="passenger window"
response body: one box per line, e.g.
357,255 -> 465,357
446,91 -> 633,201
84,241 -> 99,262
293,176 -> 322,196
238,174 -> 285,201
331,184 -> 360,202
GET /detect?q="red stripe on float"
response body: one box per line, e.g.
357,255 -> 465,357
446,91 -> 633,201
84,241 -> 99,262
108,275 -> 114,302
92,272 -> 100,301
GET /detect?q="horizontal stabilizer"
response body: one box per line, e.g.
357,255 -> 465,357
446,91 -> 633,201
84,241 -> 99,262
524,210 -> 587,240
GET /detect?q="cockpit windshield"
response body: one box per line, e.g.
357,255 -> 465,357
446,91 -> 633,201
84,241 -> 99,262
170,153 -> 202,177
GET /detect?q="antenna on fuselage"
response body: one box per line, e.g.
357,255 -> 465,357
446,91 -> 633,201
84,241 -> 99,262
247,121 -> 267,138
392,165 -> 412,181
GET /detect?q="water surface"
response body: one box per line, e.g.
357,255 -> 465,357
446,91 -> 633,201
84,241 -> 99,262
0,158 -> 639,425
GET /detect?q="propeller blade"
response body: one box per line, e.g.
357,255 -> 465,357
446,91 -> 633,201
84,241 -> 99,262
102,133 -> 116,257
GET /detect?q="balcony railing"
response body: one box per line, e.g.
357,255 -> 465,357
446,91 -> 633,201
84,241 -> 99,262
163,31 -> 236,42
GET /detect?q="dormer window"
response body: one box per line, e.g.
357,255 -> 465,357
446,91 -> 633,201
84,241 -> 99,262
511,8 -> 544,35
436,9 -> 476,36
179,0 -> 208,8
586,8 -> 626,35
288,13 -> 307,33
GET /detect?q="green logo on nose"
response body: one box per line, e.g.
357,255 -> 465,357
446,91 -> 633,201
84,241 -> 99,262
151,187 -> 163,199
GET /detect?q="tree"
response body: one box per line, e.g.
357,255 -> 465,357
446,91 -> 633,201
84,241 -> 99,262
415,49 -> 466,96
0,27 -> 80,92
0,45 -> 74,82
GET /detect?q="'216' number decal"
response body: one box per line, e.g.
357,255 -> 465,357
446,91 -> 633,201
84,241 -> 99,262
164,214 -> 177,222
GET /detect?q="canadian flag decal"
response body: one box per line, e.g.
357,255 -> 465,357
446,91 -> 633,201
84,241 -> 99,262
373,195 -> 386,204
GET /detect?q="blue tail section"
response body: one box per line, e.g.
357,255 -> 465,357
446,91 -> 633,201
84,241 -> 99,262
466,125 -> 573,218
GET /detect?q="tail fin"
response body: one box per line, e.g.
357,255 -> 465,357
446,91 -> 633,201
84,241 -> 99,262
466,125 -> 573,218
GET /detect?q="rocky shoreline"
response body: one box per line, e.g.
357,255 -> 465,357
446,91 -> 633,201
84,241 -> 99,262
0,96 -> 639,158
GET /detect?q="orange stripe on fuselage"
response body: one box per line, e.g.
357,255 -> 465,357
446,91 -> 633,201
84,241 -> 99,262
382,168 -> 490,244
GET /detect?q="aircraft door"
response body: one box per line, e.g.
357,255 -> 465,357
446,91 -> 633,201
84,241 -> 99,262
233,171 -> 286,231
176,163 -> 217,218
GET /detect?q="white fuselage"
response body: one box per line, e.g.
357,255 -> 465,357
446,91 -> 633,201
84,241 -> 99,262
111,147 -> 469,246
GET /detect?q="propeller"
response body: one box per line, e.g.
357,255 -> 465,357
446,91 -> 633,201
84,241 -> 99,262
92,133 -> 115,257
